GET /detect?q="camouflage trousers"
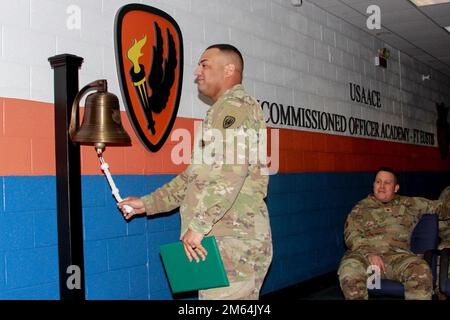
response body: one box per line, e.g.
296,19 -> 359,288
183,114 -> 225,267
438,238 -> 450,251
338,251 -> 433,300
438,219 -> 450,248
199,236 -> 273,300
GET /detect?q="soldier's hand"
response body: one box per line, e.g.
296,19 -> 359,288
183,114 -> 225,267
368,254 -> 386,273
181,228 -> 207,263
118,197 -> 146,220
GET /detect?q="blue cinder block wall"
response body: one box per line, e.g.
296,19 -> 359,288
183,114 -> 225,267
0,171 -> 448,299
0,176 -> 59,299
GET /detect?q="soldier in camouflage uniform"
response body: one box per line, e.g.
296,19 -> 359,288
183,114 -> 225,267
438,186 -> 450,250
437,186 -> 450,297
118,44 -> 272,300
338,167 -> 450,300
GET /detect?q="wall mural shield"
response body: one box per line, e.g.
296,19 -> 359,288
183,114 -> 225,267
115,4 -> 183,152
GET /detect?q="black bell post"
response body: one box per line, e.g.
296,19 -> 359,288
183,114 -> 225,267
49,54 -> 86,300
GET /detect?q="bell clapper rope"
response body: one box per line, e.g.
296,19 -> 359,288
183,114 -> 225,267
98,152 -> 133,214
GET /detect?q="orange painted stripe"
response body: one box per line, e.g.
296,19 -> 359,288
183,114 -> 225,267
1,97 -> 55,176
0,97 -> 449,176
276,129 -> 450,172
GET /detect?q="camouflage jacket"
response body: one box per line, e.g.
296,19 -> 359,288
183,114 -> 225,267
141,84 -> 271,241
344,194 -> 450,257
439,186 -> 450,242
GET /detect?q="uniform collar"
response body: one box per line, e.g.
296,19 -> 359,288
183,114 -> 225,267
207,84 -> 245,116
218,84 -> 245,102
369,193 -> 401,206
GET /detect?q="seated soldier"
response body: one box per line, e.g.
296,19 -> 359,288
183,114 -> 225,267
438,186 -> 450,250
438,186 -> 450,298
338,167 -> 450,300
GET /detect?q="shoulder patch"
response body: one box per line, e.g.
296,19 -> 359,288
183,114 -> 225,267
211,101 -> 249,130
223,115 -> 236,129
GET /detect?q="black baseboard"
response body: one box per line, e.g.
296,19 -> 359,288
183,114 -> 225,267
261,271 -> 339,300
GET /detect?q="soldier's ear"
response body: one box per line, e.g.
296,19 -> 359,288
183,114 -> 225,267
394,184 -> 400,193
224,63 -> 236,77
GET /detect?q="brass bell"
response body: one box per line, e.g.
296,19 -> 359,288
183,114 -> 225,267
69,79 -> 131,154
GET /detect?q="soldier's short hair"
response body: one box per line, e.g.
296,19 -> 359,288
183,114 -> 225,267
375,166 -> 398,185
207,43 -> 244,72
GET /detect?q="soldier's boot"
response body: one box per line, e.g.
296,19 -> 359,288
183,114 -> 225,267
403,261 -> 433,300
437,292 -> 448,300
339,275 -> 368,300
338,254 -> 369,300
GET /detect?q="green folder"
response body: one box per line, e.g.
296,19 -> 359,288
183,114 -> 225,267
159,236 -> 230,293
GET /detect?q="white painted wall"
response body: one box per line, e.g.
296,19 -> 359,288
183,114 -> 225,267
0,0 -> 449,144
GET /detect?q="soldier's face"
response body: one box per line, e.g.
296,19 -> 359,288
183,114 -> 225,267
373,171 -> 399,203
194,48 -> 226,102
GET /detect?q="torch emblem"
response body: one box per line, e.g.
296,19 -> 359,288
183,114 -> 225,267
115,4 -> 183,152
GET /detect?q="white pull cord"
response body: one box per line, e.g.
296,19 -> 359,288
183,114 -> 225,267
99,156 -> 133,214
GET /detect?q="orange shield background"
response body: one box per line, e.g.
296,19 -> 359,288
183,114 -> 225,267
115,4 -> 183,152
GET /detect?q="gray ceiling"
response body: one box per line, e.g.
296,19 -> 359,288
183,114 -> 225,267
307,0 -> 450,78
